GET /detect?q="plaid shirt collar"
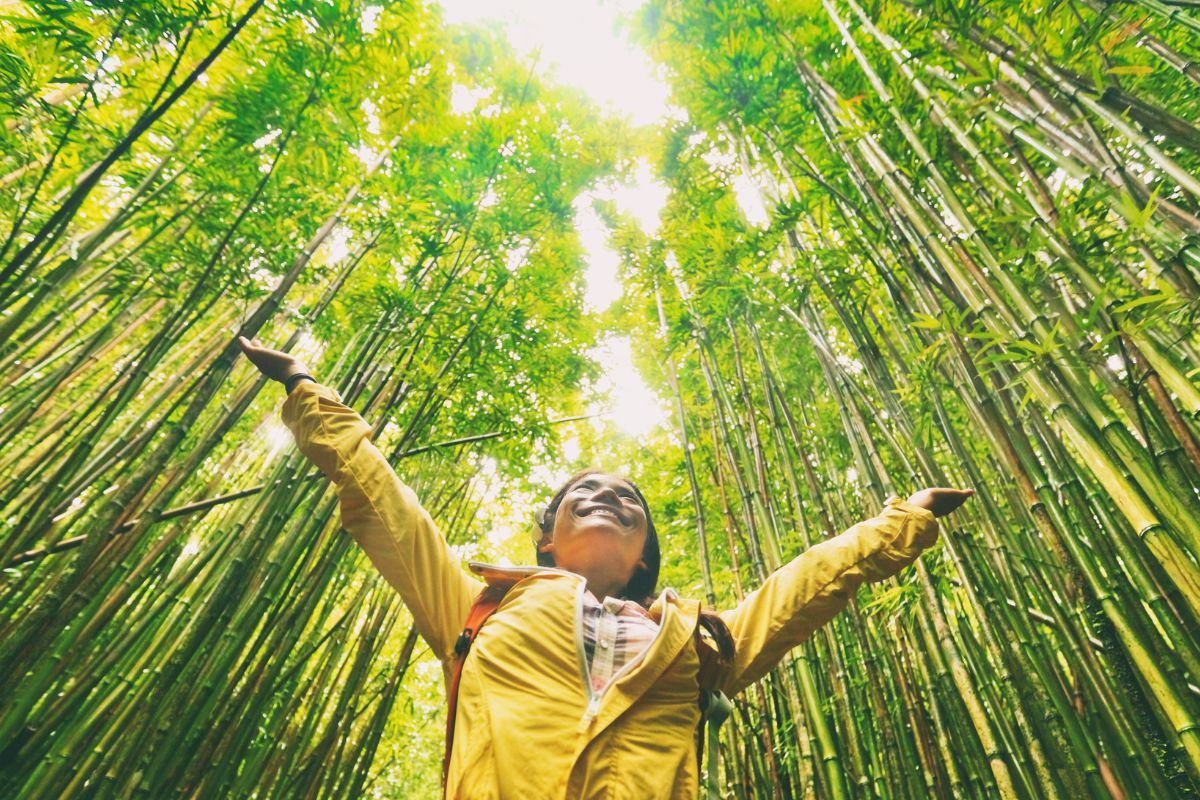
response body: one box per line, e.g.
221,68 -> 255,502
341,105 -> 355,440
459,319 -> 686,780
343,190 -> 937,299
581,591 -> 660,694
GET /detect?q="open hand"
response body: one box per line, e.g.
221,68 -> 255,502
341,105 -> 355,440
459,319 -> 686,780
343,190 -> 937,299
237,336 -> 309,383
905,487 -> 974,518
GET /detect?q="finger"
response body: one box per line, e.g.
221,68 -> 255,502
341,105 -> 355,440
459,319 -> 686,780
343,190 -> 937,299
945,489 -> 975,513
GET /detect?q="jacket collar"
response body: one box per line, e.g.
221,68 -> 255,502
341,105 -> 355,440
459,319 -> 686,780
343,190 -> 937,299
467,561 -> 577,588
466,561 -> 680,619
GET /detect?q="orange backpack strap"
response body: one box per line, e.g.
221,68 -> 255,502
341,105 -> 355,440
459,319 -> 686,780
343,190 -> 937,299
443,585 -> 508,786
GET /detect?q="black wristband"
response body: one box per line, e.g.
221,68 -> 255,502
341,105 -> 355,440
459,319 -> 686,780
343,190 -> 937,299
284,373 -> 315,393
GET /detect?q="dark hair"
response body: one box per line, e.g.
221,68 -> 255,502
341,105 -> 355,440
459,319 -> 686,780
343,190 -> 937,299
536,469 -> 733,662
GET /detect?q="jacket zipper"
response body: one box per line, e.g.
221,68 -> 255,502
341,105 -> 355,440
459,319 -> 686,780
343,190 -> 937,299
578,587 -> 676,724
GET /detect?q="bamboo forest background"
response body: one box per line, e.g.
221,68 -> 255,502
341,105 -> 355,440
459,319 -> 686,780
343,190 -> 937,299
1,0 -> 1198,797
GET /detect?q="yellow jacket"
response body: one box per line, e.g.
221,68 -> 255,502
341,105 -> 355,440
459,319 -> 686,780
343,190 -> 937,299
282,381 -> 939,799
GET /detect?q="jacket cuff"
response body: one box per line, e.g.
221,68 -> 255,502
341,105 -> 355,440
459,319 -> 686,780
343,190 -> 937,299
883,495 -> 939,551
884,495 -> 936,523
281,380 -> 341,425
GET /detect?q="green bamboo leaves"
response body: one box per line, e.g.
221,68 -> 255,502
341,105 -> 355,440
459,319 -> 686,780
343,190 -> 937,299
4,0 -> 1200,796
623,0 -> 1200,796
0,2 -> 623,797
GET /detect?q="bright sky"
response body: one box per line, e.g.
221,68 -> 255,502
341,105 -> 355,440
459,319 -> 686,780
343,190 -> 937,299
440,0 -> 672,437
439,0 -> 671,126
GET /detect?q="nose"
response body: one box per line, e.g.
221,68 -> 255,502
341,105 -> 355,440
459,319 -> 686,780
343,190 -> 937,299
591,485 -> 621,506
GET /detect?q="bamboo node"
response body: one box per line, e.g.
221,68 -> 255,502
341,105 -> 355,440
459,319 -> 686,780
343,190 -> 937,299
1136,523 -> 1165,540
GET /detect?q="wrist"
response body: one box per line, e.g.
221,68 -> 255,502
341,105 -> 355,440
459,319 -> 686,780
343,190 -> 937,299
887,495 -> 937,522
283,370 -> 316,394
280,362 -> 309,380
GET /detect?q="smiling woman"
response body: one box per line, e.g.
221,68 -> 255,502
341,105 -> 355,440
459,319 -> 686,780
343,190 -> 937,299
534,471 -> 655,602
237,336 -> 972,799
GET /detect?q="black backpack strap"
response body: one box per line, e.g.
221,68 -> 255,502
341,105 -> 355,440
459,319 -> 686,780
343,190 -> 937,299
696,687 -> 732,796
694,620 -> 733,797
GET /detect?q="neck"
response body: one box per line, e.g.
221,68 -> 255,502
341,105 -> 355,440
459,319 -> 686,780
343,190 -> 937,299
581,574 -> 626,601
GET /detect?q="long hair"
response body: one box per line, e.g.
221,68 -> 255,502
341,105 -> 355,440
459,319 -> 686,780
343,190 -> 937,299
536,468 -> 734,661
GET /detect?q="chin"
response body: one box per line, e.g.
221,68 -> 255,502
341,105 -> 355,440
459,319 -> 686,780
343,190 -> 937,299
557,528 -> 640,566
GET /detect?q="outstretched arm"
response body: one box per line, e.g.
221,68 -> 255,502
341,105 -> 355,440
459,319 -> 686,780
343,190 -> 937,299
717,488 -> 971,696
240,336 -> 482,662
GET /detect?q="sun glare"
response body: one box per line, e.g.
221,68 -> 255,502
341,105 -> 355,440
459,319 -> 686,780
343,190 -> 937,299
437,0 -> 668,126
589,337 -> 667,438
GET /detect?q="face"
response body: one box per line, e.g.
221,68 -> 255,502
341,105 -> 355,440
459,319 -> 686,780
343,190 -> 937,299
538,473 -> 649,591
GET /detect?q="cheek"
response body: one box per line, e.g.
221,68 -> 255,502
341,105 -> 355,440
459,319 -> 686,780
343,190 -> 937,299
625,528 -> 649,561
554,499 -> 579,528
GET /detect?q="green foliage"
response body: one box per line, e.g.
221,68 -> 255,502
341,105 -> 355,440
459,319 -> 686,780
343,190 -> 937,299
2,0 -> 1200,797
0,1 -> 632,796
617,0 -> 1200,796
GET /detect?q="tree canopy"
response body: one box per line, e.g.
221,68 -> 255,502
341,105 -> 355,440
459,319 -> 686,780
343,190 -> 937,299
2,0 -> 1199,797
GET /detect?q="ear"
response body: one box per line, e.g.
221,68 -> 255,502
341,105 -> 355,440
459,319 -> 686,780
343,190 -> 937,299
536,530 -> 555,555
635,557 -> 647,572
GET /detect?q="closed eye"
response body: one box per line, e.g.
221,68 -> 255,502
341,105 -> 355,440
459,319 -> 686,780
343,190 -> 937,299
575,481 -> 638,503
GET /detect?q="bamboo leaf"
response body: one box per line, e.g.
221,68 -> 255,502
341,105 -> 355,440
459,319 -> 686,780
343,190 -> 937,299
1112,291 -> 1173,314
1100,16 -> 1149,53
1105,65 -> 1154,77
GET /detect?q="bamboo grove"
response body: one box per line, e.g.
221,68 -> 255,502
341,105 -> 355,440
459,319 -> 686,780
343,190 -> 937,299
2,0 -> 1200,798
611,0 -> 1200,797
0,1 -> 624,796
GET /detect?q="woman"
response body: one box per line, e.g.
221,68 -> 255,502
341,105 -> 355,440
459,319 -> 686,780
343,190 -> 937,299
239,336 -> 973,799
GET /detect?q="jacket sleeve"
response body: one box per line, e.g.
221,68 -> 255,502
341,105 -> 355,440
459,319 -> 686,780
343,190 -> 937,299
281,381 -> 483,662
717,497 -> 938,696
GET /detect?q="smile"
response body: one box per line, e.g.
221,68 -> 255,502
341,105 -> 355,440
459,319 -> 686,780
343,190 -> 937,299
577,506 -> 628,525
